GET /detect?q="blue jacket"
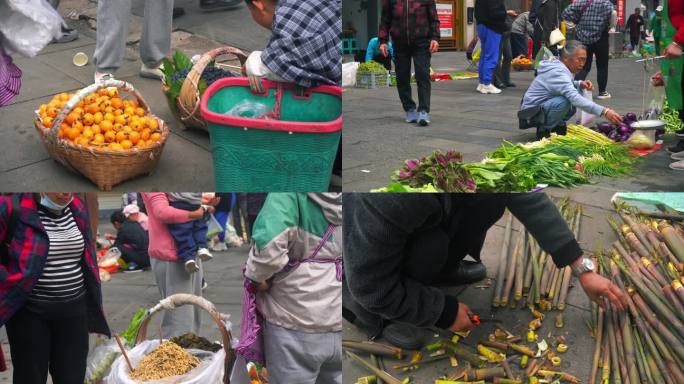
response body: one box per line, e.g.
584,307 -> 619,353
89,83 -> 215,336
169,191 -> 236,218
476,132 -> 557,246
521,59 -> 604,116
365,37 -> 394,62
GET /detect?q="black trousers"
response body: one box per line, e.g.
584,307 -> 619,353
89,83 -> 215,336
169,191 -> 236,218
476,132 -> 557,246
630,34 -> 640,50
496,32 -> 513,85
394,39 -> 431,113
575,31 -> 609,93
6,301 -> 89,384
511,32 -> 528,58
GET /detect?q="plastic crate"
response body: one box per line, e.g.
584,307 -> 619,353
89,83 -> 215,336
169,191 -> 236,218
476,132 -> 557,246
200,78 -> 342,192
355,71 -> 390,89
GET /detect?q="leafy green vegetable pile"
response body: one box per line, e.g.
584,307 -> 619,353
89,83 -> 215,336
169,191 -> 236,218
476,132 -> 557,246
662,99 -> 684,134
358,60 -> 388,73
373,127 -> 639,192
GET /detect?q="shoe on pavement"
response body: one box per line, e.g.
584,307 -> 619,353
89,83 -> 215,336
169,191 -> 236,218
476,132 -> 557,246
671,151 -> 684,160
667,142 -> 684,154
405,109 -> 417,123
669,160 -> 684,171
505,82 -> 516,87
382,323 -> 425,350
185,259 -> 200,273
94,71 -> 114,84
417,111 -> 430,126
596,91 -> 611,100
536,128 -> 551,140
198,248 -> 213,262
482,84 -> 502,94
53,27 -> 78,44
553,123 -> 567,136
433,260 -> 488,287
199,0 -> 242,11
140,63 -> 164,80
476,83 -> 484,93
122,262 -> 143,273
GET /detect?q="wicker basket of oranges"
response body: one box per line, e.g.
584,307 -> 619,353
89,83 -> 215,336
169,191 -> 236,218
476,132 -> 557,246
34,79 -> 170,190
512,56 -> 534,71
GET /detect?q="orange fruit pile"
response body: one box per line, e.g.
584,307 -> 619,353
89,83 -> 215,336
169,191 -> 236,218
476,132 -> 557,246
37,88 -> 163,151
512,56 -> 533,65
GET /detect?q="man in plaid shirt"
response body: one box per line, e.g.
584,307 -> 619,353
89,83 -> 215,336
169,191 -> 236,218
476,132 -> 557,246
562,0 -> 615,99
244,0 -> 341,88
378,0 -> 440,126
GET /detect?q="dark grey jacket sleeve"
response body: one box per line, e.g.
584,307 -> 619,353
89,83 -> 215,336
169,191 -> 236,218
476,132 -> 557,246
343,194 -> 460,329
506,193 -> 583,268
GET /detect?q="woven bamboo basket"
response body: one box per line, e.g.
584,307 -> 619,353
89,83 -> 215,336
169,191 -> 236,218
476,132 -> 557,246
512,62 -> 534,71
34,79 -> 170,191
134,294 -> 237,384
162,46 -> 248,131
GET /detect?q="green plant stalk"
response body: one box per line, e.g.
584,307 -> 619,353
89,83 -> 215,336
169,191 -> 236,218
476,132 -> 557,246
627,295 -> 674,384
662,284 -> 684,323
547,266 -> 561,300
514,230 -> 526,302
622,213 -> 657,255
659,223 -> 684,263
540,252 -> 555,297
370,354 -> 384,384
634,328 -> 653,384
648,326 -> 684,383
343,340 -> 404,359
493,213 -> 514,307
659,242 -> 681,266
445,342 -> 485,368
620,310 -> 641,384
530,236 -> 543,305
590,307 -> 605,384
632,291 -> 684,346
501,229 -> 523,307
601,337 -> 610,384
605,307 -> 623,384
608,216 -> 629,248
523,239 -> 535,294
346,351 -> 403,384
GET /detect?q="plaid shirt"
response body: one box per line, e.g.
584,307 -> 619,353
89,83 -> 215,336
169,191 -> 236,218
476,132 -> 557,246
562,0 -> 614,45
0,194 -> 110,336
379,0 -> 440,45
261,0 -> 341,88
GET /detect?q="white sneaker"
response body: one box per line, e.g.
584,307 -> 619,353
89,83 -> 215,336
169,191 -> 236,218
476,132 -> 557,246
140,63 -> 164,80
218,242 -> 228,251
184,259 -> 199,273
596,91 -> 611,100
476,83 -> 485,93
482,84 -> 502,94
197,248 -> 213,262
94,71 -> 114,84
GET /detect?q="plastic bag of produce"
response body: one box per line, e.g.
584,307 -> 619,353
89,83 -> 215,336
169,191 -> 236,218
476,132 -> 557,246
626,131 -> 655,150
342,62 -> 359,87
85,338 -> 121,384
106,340 -> 226,384
534,47 -> 555,70
206,213 -> 224,240
0,0 -> 63,57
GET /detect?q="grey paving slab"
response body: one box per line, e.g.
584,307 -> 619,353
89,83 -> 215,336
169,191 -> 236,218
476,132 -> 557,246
343,198 -> 615,383
37,34 -> 96,56
0,94 -> 54,172
4,57 -> 83,105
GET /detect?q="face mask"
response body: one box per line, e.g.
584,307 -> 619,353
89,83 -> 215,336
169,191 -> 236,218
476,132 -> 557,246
40,195 -> 72,211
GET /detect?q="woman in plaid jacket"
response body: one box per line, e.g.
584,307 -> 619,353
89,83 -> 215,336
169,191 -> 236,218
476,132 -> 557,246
0,193 -> 110,384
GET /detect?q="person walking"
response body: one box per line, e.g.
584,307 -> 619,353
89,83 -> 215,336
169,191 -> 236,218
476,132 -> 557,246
210,192 -> 235,251
495,10 -> 518,89
378,0 -> 440,126
238,193 -> 342,384
93,0 -> 174,83
562,0 -> 615,99
626,7 -> 646,52
475,0 -> 507,94
141,193 -> 218,338
650,5 -> 664,56
0,193 -> 110,384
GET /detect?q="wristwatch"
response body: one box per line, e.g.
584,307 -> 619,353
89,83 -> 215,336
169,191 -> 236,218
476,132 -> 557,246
572,257 -> 595,277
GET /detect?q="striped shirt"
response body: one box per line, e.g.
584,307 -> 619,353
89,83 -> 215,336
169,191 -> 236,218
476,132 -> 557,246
29,207 -> 86,301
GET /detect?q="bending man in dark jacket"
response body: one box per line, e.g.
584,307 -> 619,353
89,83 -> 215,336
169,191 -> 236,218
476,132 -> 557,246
343,193 -> 627,349
110,210 -> 150,269
378,0 -> 440,126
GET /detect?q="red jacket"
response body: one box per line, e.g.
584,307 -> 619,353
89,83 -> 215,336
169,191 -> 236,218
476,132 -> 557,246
0,194 -> 110,336
670,0 -> 684,45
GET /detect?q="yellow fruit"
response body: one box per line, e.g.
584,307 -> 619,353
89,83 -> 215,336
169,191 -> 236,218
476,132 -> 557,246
124,106 -> 135,116
141,128 -> 151,141
93,133 -> 105,145
104,113 -> 116,123
146,117 -> 159,130
104,130 -> 116,143
134,107 -> 145,117
120,140 -> 133,150
83,113 -> 95,125
43,116 -> 54,129
114,115 -> 128,125
93,112 -> 104,124
116,131 -> 127,142
91,124 -> 101,135
150,132 -> 161,142
82,129 -> 94,140
129,131 -> 141,144
67,128 -> 79,141
109,143 -> 123,150
100,120 -> 113,132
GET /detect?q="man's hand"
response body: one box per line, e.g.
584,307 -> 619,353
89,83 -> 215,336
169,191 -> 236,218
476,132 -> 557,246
256,280 -> 270,291
651,71 -> 665,86
580,80 -> 594,91
449,302 -> 475,333
603,108 -> 623,125
507,10 -> 518,17
578,272 -> 629,310
205,196 -> 220,206
380,44 -> 389,57
665,42 -> 682,58
430,40 -> 439,54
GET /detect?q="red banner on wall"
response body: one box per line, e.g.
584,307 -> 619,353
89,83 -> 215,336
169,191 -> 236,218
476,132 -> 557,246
437,3 -> 454,38
617,0 -> 625,25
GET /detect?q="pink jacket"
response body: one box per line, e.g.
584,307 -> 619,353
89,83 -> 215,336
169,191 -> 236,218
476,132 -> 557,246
141,193 -> 193,262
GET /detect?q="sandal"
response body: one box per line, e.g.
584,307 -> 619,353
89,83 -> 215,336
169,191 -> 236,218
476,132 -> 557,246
668,160 -> 684,171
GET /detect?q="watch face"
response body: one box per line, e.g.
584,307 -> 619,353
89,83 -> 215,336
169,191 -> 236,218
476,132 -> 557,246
584,258 -> 595,271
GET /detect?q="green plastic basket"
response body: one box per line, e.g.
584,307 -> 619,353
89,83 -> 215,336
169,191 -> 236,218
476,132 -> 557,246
201,78 -> 342,192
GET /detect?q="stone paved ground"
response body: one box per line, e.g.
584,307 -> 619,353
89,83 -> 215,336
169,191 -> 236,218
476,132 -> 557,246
342,52 -> 684,193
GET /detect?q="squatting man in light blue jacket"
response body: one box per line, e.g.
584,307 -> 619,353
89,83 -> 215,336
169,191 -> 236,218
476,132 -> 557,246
520,40 -> 623,139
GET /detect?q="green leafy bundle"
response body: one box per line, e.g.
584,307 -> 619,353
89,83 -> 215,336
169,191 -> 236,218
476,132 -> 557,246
358,60 -> 388,73
662,99 -> 684,134
161,51 -> 207,102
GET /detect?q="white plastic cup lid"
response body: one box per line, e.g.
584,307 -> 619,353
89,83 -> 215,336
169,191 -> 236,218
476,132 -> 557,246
73,52 -> 89,67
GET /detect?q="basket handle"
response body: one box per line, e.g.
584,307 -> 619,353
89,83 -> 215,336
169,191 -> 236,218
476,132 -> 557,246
134,293 -> 236,384
50,80 -> 150,144
179,46 -> 249,121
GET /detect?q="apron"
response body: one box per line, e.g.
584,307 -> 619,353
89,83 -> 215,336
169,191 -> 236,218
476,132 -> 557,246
662,0 -> 684,110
